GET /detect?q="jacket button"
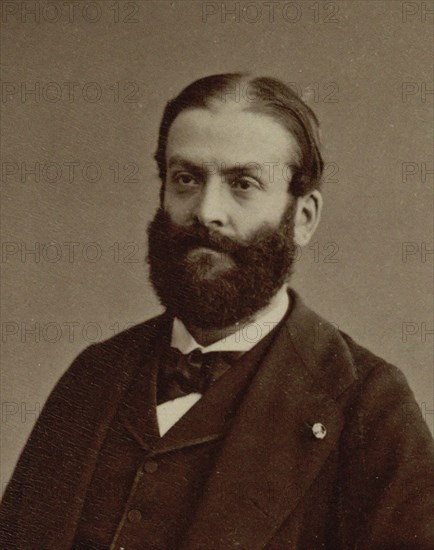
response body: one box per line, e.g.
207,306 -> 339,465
312,422 -> 327,439
143,460 -> 158,473
127,509 -> 142,523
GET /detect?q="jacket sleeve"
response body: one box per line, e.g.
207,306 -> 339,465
0,317 -> 162,549
0,344 -> 109,548
338,357 -> 434,550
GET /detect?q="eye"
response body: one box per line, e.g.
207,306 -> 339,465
172,172 -> 198,187
230,177 -> 259,192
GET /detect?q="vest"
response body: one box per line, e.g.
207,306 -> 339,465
72,323 -> 280,549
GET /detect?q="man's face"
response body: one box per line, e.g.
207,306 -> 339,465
148,103 -> 300,329
164,103 -> 299,269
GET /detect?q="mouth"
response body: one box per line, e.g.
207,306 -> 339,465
186,247 -> 235,276
191,246 -> 224,256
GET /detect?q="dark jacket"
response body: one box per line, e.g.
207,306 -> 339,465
1,291 -> 433,549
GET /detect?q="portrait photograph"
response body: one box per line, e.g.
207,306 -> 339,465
1,1 -> 433,548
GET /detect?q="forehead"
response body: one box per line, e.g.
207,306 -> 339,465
166,105 -> 299,168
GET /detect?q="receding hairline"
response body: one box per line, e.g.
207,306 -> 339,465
155,72 -> 324,197
167,85 -> 301,162
165,100 -> 303,167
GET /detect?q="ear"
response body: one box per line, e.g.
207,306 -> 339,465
293,190 -> 323,247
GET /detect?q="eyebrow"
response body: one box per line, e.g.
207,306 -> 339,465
167,155 -> 202,173
167,155 -> 266,182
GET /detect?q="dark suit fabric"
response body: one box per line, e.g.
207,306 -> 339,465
1,291 -> 433,549
73,319 -> 275,549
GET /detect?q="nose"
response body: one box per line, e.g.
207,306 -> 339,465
193,177 -> 228,228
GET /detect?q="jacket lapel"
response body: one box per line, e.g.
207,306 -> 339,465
181,292 -> 358,549
118,313 -> 174,450
120,323 -> 270,456
148,333 -> 270,456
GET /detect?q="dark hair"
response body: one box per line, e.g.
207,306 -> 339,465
154,73 -> 324,197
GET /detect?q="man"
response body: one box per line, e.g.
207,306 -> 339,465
1,73 -> 433,549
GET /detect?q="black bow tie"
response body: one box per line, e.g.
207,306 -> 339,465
157,347 -> 241,404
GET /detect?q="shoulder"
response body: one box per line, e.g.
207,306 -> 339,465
11,313 -> 171,464
336,334 -> 433,544
83,312 -> 169,358
332,331 -> 433,458
36,313 -> 170,420
287,291 -> 431,447
65,312 -> 168,375
336,332 -> 417,415
288,290 -> 418,403
340,330 -> 411,391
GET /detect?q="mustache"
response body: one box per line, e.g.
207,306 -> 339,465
152,209 -> 267,259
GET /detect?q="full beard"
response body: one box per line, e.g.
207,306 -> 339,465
147,205 -> 297,329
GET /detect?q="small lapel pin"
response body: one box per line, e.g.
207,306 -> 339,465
312,422 -> 327,440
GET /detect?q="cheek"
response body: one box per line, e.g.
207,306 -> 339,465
234,198 -> 288,235
163,190 -> 194,224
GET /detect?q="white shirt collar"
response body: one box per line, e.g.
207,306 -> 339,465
170,285 -> 289,354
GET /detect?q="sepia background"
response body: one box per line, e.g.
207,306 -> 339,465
1,0 -> 433,485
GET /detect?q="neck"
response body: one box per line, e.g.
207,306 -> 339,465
185,286 -> 289,347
